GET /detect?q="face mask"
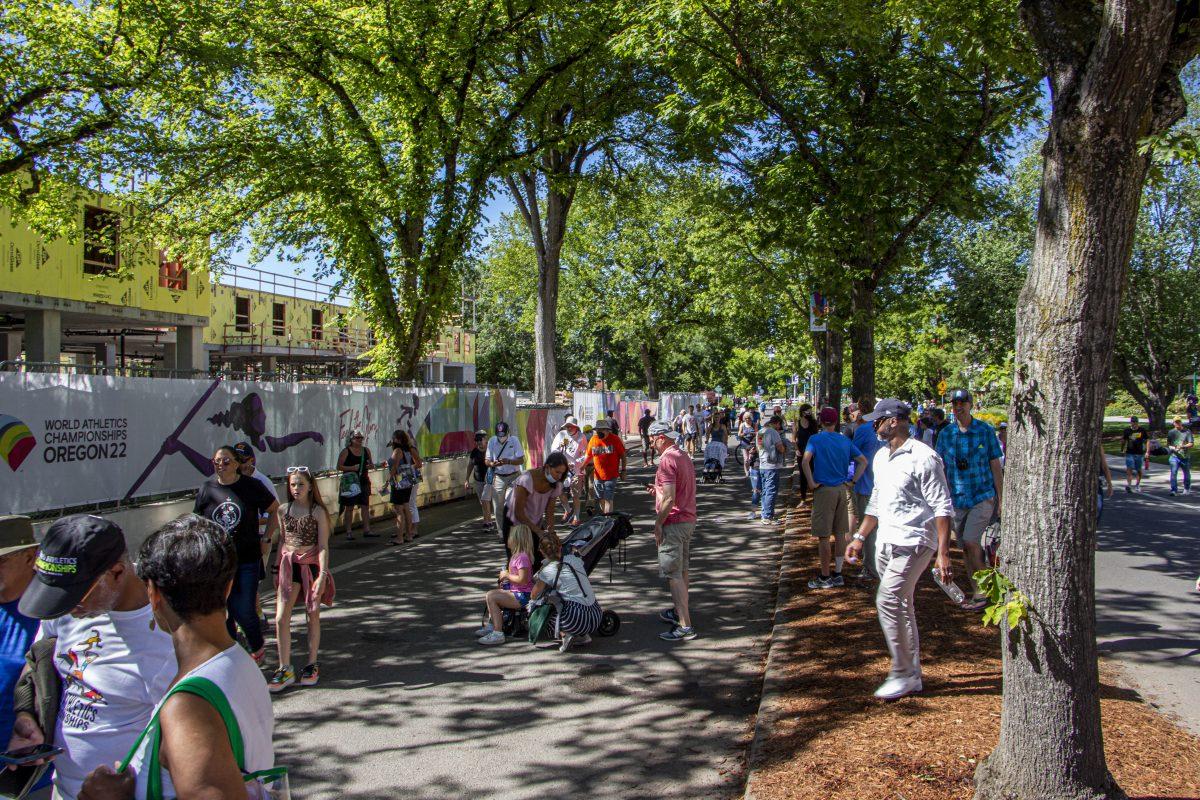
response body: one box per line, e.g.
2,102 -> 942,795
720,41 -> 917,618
545,470 -> 558,484
595,431 -> 606,439
498,434 -> 508,442
876,420 -> 892,442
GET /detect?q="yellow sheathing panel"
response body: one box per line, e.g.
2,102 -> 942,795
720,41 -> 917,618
0,202 -> 209,317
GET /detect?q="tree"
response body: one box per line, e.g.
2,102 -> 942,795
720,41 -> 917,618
1111,159 -> 1200,430
500,18 -> 663,401
974,3 -> 1200,799
130,0 -> 596,380
627,0 -> 1038,404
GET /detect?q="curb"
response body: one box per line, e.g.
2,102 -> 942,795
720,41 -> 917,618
742,503 -> 806,800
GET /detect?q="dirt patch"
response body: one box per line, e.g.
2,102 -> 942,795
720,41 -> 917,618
747,497 -> 1200,800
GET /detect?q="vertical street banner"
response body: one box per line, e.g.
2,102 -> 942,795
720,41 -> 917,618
810,292 -> 829,332
0,373 -> 516,514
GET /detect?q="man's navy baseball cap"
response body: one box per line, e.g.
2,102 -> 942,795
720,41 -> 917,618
950,388 -> 973,403
495,422 -> 510,435
863,399 -> 912,422
20,514 -> 127,620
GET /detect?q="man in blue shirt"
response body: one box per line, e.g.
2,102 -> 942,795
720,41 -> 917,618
802,407 -> 868,589
850,400 -> 884,580
0,517 -> 40,742
935,389 -> 1004,610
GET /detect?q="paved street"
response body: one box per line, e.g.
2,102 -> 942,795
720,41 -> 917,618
263,451 -> 780,799
1097,455 -> 1200,735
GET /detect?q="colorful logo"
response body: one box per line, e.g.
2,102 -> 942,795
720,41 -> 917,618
0,414 -> 35,471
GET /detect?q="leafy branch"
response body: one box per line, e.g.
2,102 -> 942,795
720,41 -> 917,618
974,567 -> 1030,631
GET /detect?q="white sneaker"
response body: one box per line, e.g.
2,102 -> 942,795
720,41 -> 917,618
478,630 -> 505,645
1183,489 -> 1190,496
1136,486 -> 1144,493
473,624 -> 494,637
873,674 -> 922,700
559,634 -> 576,653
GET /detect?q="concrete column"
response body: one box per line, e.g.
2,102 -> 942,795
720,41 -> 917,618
1,332 -> 21,363
162,343 -> 177,372
174,325 -> 208,374
94,342 -> 117,367
262,356 -> 278,376
24,310 -> 62,365
431,361 -> 444,383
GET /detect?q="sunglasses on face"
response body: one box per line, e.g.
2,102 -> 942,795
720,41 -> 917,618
286,466 -> 310,474
213,457 -> 233,465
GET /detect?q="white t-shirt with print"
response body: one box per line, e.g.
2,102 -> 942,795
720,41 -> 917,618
39,605 -> 177,800
536,554 -> 596,606
550,429 -> 587,469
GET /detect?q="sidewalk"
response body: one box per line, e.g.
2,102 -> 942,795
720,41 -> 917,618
742,494 -> 1200,800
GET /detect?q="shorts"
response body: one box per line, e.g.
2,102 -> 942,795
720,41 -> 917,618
593,479 -> 616,501
1125,454 -> 1145,473
290,562 -> 318,585
658,521 -> 695,581
510,591 -> 531,608
810,484 -> 849,538
338,481 -> 370,510
390,486 -> 413,505
953,497 -> 996,546
852,491 -> 870,520
472,479 -> 494,503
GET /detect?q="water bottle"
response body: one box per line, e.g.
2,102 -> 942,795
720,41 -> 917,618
931,566 -> 966,604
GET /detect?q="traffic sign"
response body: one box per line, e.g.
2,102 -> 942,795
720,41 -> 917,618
937,379 -> 947,395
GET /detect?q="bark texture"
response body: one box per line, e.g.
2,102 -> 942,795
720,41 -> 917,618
812,326 -> 845,411
849,279 -> 876,405
975,2 -> 1198,798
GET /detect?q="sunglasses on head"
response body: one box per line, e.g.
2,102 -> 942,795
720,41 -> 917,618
287,466 -> 311,474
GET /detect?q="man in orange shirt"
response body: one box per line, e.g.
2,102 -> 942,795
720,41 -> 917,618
584,418 -> 627,514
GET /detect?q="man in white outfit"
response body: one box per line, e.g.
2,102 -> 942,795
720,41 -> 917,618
845,398 -> 953,701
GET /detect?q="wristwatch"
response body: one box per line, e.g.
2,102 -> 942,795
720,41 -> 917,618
852,533 -> 866,543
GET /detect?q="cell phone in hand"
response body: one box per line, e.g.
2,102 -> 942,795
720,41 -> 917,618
0,743 -> 63,766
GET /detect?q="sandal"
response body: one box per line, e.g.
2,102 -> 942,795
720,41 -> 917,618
960,598 -> 988,612
388,537 -> 403,546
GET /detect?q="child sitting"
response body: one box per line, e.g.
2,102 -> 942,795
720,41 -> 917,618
532,531 -> 602,653
477,524 -> 535,644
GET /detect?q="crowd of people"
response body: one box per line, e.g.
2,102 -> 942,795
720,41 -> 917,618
2,385 -> 1123,795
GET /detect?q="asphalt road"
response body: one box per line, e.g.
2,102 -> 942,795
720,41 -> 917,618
262,450 -> 780,799
1097,454 -> 1200,735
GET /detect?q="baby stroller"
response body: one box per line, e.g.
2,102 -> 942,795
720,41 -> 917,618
512,513 -> 633,640
703,439 -> 728,483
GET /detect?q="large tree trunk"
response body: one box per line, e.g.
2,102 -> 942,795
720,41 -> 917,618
849,278 -> 876,405
639,340 -> 659,398
1113,353 -> 1171,432
812,327 -> 845,411
974,4 -> 1188,799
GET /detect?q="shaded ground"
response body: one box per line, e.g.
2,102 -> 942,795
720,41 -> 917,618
747,494 -> 1200,800
261,449 -> 780,799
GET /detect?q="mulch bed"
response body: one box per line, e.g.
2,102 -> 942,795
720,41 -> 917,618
746,495 -> 1200,800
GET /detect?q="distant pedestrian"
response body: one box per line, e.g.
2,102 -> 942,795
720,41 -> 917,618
486,422 -> 525,540
683,406 -> 700,455
551,416 -> 588,525
387,429 -> 422,545
646,422 -> 698,642
840,404 -> 860,438
845,399 -> 953,701
1188,392 -> 1198,422
997,422 -> 1008,464
233,441 -> 278,631
935,389 -> 1004,611
638,409 -> 656,466
792,404 -> 818,505
465,431 -> 493,527
0,517 -> 39,744
336,430 -> 374,540
1168,416 -> 1193,496
757,416 -> 789,526
584,419 -> 627,515
1121,416 -> 1150,493
802,407 -> 867,588
605,409 -> 621,439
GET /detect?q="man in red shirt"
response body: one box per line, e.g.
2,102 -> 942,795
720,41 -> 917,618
584,419 -> 627,514
646,421 -> 698,642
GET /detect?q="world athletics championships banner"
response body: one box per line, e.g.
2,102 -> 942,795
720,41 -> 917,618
0,373 -> 517,515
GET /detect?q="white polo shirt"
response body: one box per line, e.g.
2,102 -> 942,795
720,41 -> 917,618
864,436 -> 954,548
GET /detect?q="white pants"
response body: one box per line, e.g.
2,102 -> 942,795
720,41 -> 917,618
875,542 -> 934,679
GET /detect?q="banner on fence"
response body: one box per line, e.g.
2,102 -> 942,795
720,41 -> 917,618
0,373 -> 519,514
658,393 -> 704,423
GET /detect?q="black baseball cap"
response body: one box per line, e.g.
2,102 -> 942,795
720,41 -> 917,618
20,515 -> 127,620
950,389 -> 973,403
231,442 -> 255,462
495,422 -> 510,435
863,398 -> 912,422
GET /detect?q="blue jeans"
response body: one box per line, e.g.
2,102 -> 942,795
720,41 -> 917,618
760,468 -> 780,519
227,561 -> 264,652
748,468 -> 761,506
1170,454 -> 1191,492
